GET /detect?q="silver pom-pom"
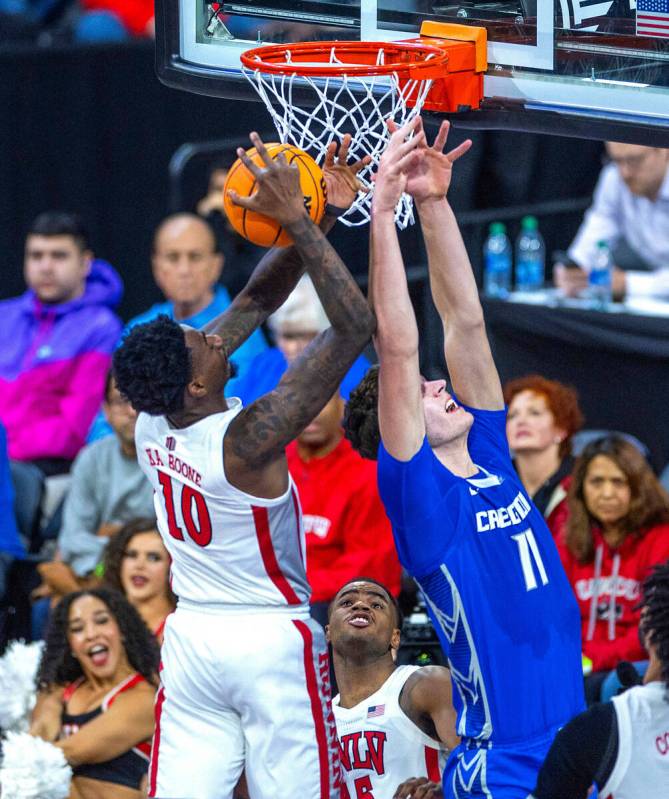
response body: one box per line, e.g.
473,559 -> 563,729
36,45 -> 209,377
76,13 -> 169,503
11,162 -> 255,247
0,732 -> 72,798
0,641 -> 44,733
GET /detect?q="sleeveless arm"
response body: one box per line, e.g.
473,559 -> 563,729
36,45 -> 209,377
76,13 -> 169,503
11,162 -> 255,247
418,200 -> 503,411
55,683 -> 155,767
399,666 -> 460,750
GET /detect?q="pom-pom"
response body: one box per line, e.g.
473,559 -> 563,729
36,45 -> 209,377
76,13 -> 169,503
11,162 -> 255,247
0,732 -> 71,799
0,641 -> 44,733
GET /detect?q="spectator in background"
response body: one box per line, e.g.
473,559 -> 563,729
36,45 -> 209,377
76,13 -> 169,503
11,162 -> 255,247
226,274 -> 370,404
34,373 -> 154,611
88,213 -> 268,441
196,159 -> 266,298
102,518 -> 176,643
557,436 -> 669,703
0,212 -> 122,481
286,390 -> 401,626
554,143 -> 669,300
505,375 -> 584,534
78,0 -> 154,39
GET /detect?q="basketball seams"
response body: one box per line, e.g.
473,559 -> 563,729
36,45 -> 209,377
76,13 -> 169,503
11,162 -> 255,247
224,143 -> 325,248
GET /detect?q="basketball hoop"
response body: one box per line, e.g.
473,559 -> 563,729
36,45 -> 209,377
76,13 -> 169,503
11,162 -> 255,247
241,39 -> 458,228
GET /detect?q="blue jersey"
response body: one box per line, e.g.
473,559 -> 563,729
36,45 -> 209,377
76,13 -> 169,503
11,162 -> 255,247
378,406 -> 584,746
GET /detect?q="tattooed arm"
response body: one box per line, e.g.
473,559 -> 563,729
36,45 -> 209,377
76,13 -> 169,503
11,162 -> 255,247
225,202 -> 374,493
202,132 -> 368,358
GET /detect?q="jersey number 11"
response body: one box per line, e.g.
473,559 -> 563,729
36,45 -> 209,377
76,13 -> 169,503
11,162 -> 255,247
512,528 -> 549,592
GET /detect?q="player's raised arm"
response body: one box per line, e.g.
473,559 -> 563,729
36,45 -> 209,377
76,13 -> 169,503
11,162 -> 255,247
202,133 -> 369,357
372,118 -> 427,461
404,120 -> 503,411
225,141 -> 375,469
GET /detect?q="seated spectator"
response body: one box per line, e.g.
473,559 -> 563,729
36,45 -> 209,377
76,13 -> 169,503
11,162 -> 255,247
226,274 -> 370,404
529,560 -> 669,799
34,373 -> 154,609
29,588 -> 159,797
0,212 -> 122,477
554,143 -> 669,300
196,159 -> 266,298
286,391 -> 401,626
78,0 -> 154,39
556,435 -> 669,703
504,375 -> 584,533
102,518 -> 176,643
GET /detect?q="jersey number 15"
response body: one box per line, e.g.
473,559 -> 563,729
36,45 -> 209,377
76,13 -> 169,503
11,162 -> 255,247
157,471 -> 213,547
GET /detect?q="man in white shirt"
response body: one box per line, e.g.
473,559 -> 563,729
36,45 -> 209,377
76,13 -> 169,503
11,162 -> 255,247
554,143 -> 669,300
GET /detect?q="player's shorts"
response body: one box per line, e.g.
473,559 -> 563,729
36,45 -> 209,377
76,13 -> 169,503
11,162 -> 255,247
148,602 -> 341,799
442,728 -> 560,799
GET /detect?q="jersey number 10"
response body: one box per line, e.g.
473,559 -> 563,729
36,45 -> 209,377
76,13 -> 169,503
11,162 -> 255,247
157,471 -> 213,547
512,528 -> 549,592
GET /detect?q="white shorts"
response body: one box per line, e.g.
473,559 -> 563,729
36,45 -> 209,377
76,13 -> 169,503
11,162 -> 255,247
148,605 -> 340,799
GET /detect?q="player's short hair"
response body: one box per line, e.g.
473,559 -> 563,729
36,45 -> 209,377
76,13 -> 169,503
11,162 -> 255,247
343,365 -> 380,461
28,211 -> 89,252
639,560 -> 669,693
329,576 -> 403,629
113,315 -> 192,416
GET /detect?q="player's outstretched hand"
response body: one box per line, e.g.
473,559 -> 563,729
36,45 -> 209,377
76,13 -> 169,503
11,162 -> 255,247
388,118 -> 471,205
372,116 -> 426,214
227,132 -> 307,226
393,776 -> 443,799
322,133 -> 372,214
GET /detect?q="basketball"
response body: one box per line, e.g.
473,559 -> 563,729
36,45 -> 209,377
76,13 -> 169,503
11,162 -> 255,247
223,143 -> 326,248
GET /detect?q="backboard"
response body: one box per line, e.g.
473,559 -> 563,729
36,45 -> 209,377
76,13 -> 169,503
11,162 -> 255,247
155,0 -> 669,145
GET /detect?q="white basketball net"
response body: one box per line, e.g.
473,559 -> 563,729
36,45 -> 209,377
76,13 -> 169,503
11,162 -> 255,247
242,46 -> 435,228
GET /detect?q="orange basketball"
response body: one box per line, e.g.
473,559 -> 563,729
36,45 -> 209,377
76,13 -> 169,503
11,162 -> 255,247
223,143 -> 326,248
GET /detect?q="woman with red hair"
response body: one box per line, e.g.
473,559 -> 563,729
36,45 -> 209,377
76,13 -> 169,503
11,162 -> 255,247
504,374 -> 584,533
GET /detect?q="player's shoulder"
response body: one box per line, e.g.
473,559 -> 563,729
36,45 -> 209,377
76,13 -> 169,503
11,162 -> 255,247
402,665 -> 452,704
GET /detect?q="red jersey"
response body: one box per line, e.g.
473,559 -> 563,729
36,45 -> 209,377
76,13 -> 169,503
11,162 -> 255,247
287,437 -> 401,603
556,522 -> 669,671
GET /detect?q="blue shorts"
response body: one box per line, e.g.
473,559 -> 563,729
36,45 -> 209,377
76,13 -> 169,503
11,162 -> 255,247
442,730 -> 558,799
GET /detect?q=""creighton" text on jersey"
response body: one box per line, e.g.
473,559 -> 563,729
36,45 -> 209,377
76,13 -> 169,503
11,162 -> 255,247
475,491 -> 531,533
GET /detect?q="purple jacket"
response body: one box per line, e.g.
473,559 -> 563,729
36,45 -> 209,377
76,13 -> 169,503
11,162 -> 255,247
0,260 -> 123,462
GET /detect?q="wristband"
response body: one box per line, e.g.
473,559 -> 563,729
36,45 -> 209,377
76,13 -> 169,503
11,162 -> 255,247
325,203 -> 348,218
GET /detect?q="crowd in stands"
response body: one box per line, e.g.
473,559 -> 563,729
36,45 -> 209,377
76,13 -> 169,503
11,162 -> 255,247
0,144 -> 668,796
0,0 -> 154,46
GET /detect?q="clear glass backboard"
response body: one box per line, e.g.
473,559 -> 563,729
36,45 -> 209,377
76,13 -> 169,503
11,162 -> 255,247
156,0 -> 669,143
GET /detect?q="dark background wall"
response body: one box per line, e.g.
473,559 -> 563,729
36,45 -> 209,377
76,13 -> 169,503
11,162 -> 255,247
0,40 -> 605,323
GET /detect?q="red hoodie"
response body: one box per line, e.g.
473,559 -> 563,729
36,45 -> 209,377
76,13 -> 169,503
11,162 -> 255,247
287,437 -> 401,603
556,523 -> 669,671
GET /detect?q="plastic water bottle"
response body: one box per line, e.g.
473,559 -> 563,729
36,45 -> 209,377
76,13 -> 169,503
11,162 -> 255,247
515,215 -> 545,293
483,222 -> 512,298
589,240 -> 613,308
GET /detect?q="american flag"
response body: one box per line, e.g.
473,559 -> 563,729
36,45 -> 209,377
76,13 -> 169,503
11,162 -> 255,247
366,704 -> 385,718
637,0 -> 669,38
